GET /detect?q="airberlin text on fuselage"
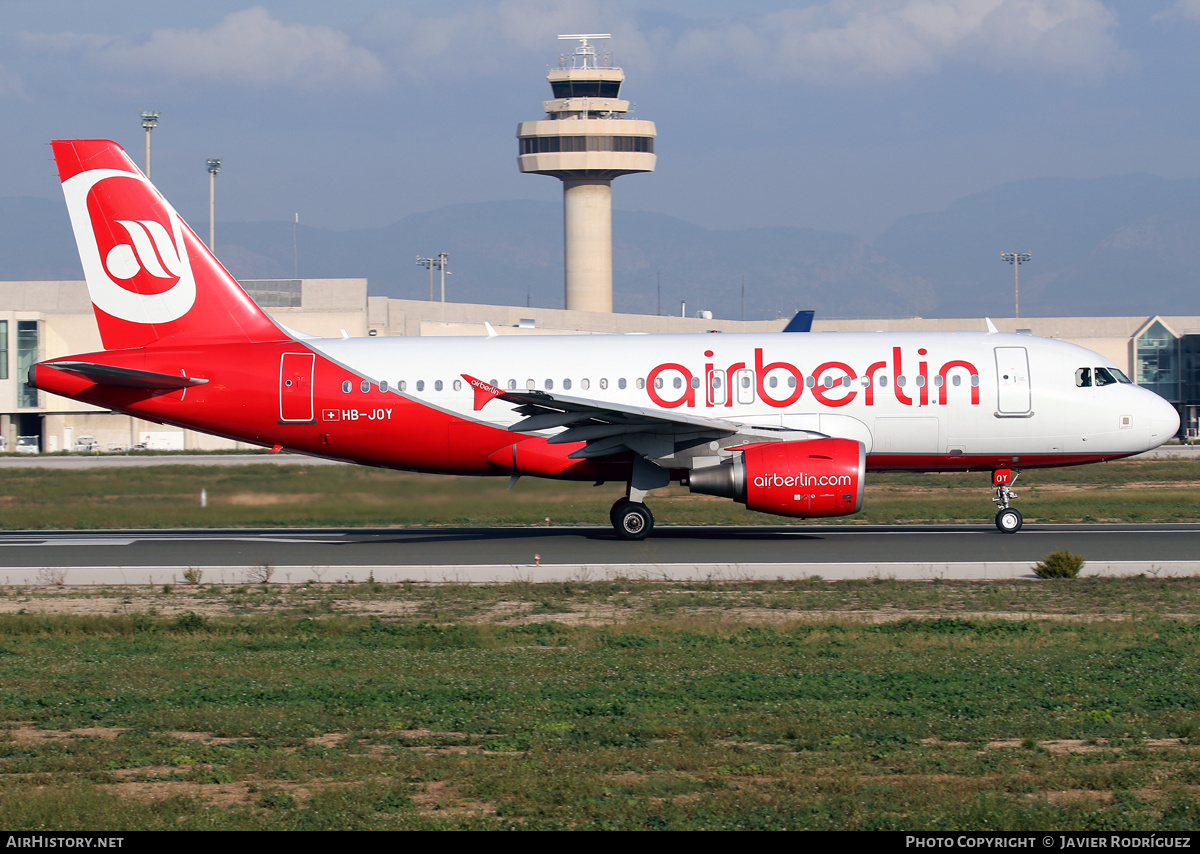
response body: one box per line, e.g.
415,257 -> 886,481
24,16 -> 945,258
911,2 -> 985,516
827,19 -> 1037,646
646,347 -> 981,410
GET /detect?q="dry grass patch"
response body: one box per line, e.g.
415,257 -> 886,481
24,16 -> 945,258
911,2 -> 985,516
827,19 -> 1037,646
412,780 -> 497,818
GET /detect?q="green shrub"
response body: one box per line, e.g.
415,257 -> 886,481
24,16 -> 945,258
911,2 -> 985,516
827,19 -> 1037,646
1033,549 -> 1085,579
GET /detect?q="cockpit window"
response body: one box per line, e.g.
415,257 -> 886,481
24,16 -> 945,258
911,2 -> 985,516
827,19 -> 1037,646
1076,368 -> 1091,388
1110,368 -> 1132,384
1094,367 -> 1118,386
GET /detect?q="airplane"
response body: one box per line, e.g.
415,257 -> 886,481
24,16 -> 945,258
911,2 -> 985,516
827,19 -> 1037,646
30,139 -> 1180,540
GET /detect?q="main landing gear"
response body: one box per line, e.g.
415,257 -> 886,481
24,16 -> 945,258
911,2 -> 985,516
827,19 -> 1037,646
610,498 -> 654,541
609,457 -> 669,540
992,468 -> 1023,533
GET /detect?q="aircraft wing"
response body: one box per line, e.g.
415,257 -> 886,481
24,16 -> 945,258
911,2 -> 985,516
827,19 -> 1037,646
461,374 -> 815,461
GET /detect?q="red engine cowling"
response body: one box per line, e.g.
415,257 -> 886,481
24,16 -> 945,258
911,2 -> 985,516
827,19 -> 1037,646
687,438 -> 866,519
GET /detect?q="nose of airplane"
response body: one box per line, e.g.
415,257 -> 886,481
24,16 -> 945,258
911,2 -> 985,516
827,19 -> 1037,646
1148,394 -> 1180,445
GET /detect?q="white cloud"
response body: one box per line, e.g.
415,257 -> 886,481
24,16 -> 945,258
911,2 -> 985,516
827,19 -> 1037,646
0,62 -> 28,99
362,0 -> 653,80
27,8 -> 387,91
672,0 -> 1127,83
1152,0 -> 1200,21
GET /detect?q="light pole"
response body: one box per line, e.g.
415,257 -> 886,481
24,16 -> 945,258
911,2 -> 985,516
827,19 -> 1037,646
206,158 -> 222,251
416,252 -> 450,302
140,110 -> 160,178
1001,252 -> 1031,318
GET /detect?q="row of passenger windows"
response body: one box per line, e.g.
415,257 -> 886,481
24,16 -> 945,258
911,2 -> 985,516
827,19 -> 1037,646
340,373 -> 982,394
1076,366 -> 1132,387
519,135 -> 654,155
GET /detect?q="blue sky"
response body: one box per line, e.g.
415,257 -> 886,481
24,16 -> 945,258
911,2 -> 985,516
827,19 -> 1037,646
3,1 -> 1199,238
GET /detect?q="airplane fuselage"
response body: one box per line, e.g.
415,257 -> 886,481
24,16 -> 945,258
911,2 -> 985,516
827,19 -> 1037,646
36,330 -> 1177,479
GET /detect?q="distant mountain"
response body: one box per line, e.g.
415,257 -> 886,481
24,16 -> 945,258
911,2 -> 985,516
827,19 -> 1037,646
0,197 -> 84,281
212,202 -> 933,320
874,174 -> 1200,318
5,173 -> 1200,319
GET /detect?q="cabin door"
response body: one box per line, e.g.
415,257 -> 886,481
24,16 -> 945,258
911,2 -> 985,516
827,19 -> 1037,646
280,352 -> 315,423
994,347 -> 1031,415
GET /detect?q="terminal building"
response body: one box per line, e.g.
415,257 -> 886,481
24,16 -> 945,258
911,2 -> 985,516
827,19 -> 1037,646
1,276 -> 1197,452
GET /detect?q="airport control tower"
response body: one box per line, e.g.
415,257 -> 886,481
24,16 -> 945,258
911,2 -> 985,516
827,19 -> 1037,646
518,35 -> 656,313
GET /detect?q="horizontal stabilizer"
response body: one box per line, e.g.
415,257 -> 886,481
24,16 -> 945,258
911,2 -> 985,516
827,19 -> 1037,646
46,361 -> 208,390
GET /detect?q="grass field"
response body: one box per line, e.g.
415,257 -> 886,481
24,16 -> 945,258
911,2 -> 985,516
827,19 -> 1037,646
3,578 -> 1200,830
2,459 -> 1197,829
0,457 -> 1197,529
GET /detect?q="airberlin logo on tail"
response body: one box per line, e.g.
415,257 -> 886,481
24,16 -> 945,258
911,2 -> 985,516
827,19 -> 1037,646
61,167 -> 196,324
106,220 -> 187,285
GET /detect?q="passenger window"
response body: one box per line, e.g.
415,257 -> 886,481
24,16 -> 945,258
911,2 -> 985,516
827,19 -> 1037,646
1076,368 -> 1092,387
563,379 -> 572,390
416,380 -> 425,392
805,376 -> 815,388
768,376 -> 778,389
823,376 -> 834,389
897,376 -> 907,387
379,380 -> 389,393
952,375 -> 961,387
581,379 -> 589,390
399,381 -> 407,392
453,380 -> 462,391
970,375 -> 979,387
435,380 -> 443,391
618,378 -> 626,389
934,375 -> 943,388
508,379 -> 517,390
636,378 -> 645,390
360,380 -> 370,393
915,376 -> 925,388
879,376 -> 889,387
545,379 -> 554,390
600,378 -> 608,390
342,380 -> 351,393
712,376 -> 722,389
526,379 -> 535,389
690,376 -> 700,389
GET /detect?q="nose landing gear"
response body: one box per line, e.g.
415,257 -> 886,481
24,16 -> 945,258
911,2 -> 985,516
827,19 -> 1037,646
992,468 -> 1022,533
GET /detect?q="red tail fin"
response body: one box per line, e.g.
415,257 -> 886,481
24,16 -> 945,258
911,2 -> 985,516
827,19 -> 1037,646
53,139 -> 286,350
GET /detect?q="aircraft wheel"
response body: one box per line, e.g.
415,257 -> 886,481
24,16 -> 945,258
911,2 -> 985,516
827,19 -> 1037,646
613,501 -> 654,541
610,498 -> 631,529
995,507 -> 1023,534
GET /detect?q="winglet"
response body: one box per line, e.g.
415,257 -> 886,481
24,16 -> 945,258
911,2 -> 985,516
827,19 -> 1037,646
462,374 -> 504,411
484,322 -> 498,338
984,317 -> 999,334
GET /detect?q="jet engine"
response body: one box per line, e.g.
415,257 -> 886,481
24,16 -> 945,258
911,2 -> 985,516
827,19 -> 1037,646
687,438 -> 866,519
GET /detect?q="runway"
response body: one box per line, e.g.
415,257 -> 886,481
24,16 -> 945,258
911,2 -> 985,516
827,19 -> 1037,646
1,523 -> 1197,584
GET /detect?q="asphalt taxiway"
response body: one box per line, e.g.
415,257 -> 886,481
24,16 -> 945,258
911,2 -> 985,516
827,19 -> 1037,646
0,523 -> 1196,585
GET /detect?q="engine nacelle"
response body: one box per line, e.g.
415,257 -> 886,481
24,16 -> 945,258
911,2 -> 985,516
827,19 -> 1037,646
687,438 -> 866,519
